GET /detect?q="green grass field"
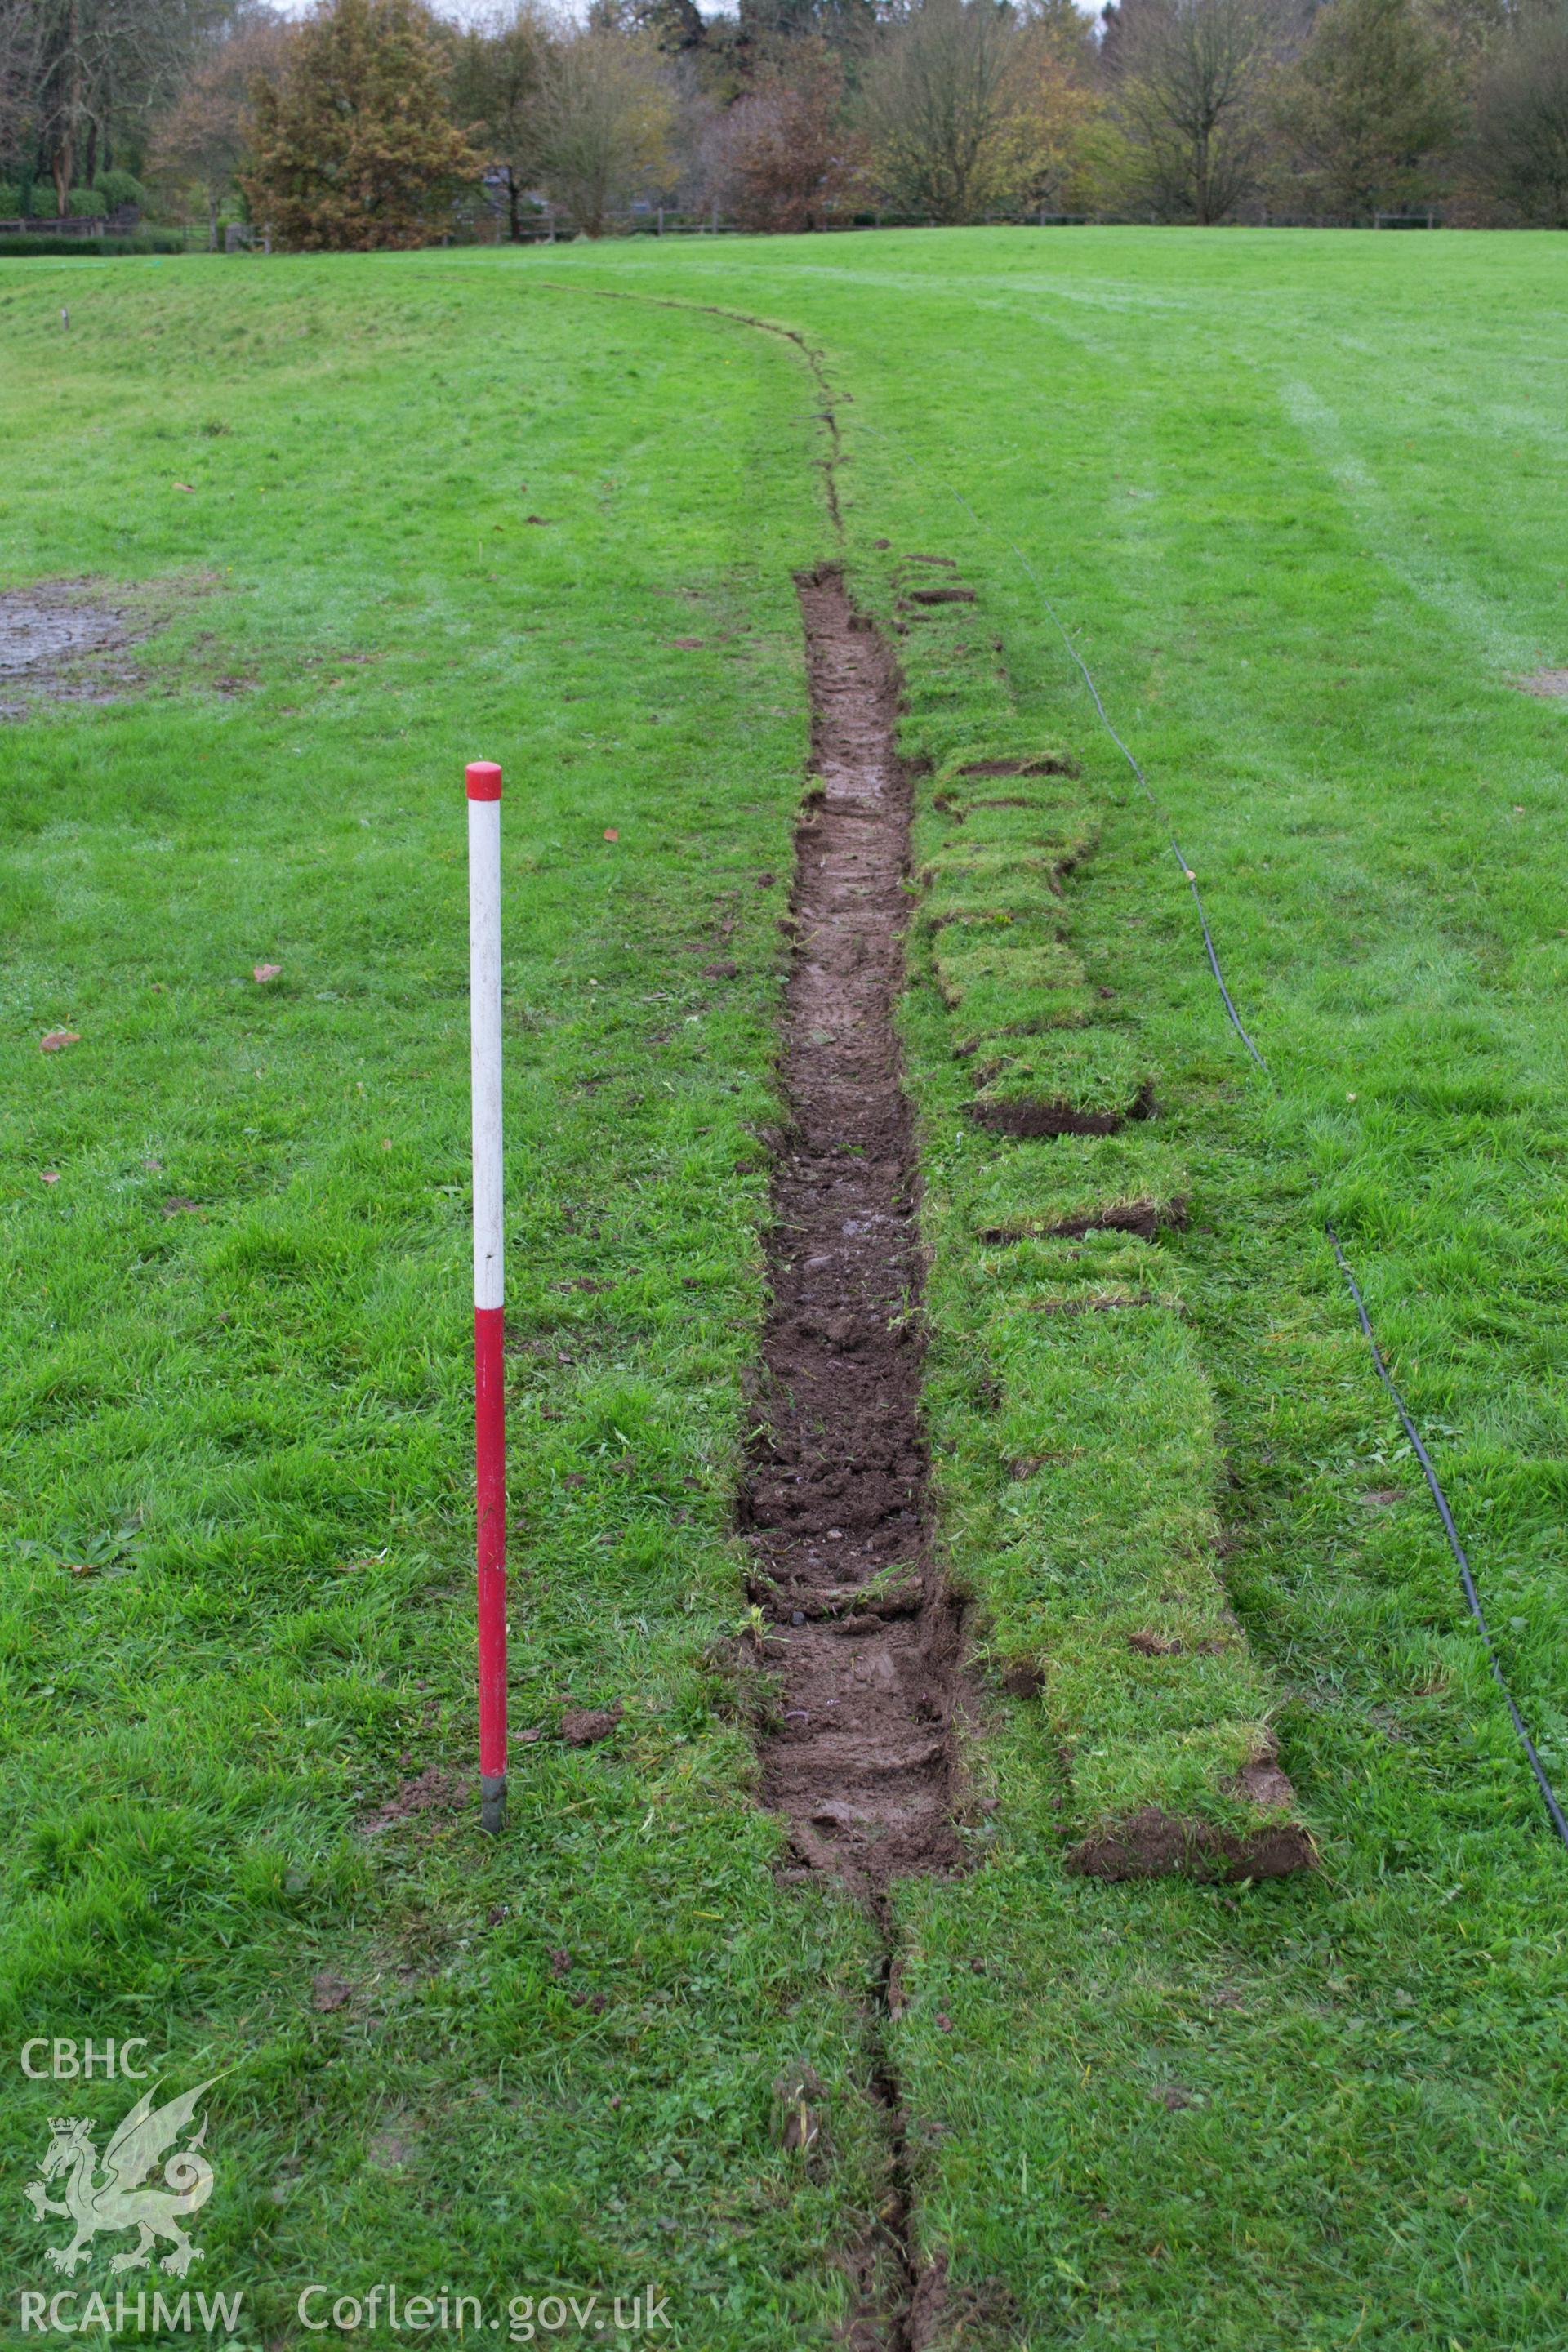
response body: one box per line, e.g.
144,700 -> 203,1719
3,228 -> 1567,2350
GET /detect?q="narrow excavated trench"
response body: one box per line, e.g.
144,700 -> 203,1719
741,566 -> 965,2349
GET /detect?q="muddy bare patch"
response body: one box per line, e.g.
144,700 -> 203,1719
1514,669 -> 1568,698
0,580 -> 151,717
559,1701 -> 622,1747
906,2255 -> 949,2349
743,568 -> 965,1899
359,1766 -> 468,1835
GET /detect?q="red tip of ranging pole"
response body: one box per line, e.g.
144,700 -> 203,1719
466,760 -> 503,801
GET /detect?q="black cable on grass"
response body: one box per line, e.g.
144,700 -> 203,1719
947,486 -> 1568,1850
1326,1231 -> 1568,1849
948,488 -> 1268,1074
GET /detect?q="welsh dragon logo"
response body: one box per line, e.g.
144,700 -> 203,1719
23,2078 -> 217,2278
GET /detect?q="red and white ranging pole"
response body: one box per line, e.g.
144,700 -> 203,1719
466,759 -> 507,1834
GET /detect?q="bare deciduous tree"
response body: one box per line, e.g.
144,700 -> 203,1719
1,0 -> 235,211
1467,1 -> 1568,223
860,0 -> 1023,223
449,2 -> 549,240
0,4 -> 42,176
536,25 -> 674,235
1276,0 -> 1460,218
1109,0 -> 1285,222
149,7 -> 287,245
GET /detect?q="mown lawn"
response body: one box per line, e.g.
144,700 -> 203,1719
4,229 -> 1568,2350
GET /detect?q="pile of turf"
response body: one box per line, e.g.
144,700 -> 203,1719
873,549 -> 1311,1879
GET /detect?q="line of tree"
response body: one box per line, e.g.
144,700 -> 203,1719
3,0 -> 1566,245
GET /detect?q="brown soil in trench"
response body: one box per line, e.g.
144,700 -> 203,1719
742,570 -> 964,1896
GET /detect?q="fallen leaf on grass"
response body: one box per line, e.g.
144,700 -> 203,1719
40,1031 -> 81,1052
252,963 -> 282,984
603,827 -> 619,842
523,514 -> 555,526
40,1170 -> 60,1185
671,637 -> 706,650
172,482 -> 196,493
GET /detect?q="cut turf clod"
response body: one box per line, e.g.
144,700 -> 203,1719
890,544 -> 1314,1884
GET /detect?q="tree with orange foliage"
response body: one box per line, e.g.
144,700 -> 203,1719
242,0 -> 481,251
704,38 -> 858,231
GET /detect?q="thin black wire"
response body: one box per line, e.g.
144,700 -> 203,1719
949,488 -> 1269,1073
1326,1229 -> 1568,1846
946,484 -> 1568,1851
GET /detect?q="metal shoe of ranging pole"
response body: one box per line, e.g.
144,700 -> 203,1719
466,760 -> 507,1833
